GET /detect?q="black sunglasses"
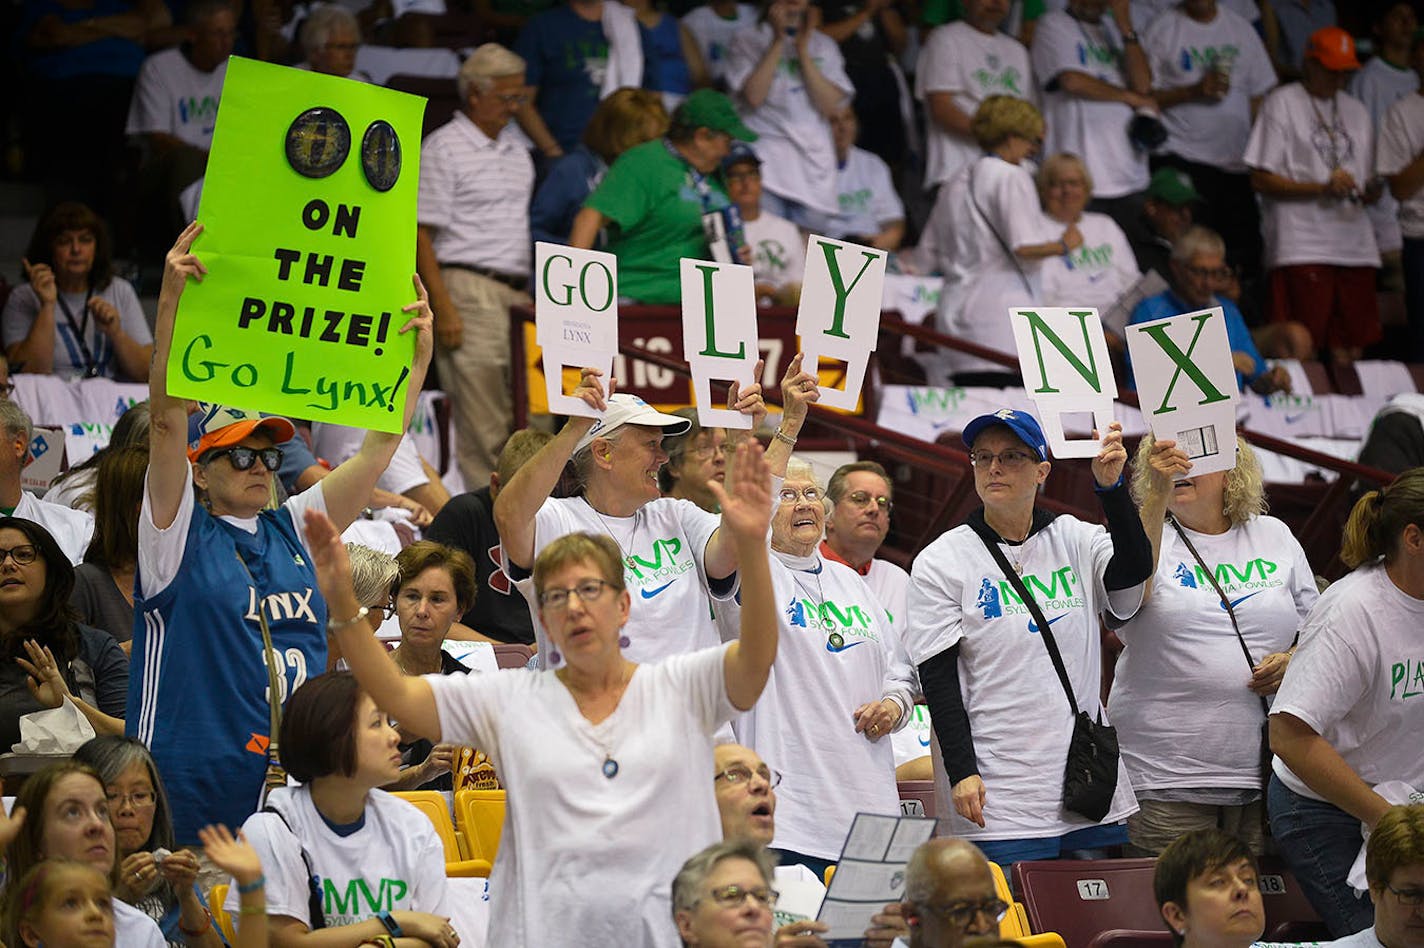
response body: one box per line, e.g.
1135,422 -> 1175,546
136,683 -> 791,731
209,446 -> 284,472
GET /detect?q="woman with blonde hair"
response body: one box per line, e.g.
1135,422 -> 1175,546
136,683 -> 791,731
531,88 -> 670,245
1112,435 -> 1317,856
931,96 -> 1078,386
1269,467 -> 1424,936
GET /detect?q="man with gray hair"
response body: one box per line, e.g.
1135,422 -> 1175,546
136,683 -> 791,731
897,838 -> 1004,948
0,400 -> 93,564
1126,225 -> 1292,396
416,43 -> 533,489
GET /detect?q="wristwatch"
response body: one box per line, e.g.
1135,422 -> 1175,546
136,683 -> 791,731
377,911 -> 404,938
1122,29 -> 1139,43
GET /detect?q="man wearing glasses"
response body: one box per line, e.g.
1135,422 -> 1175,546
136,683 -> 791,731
820,461 -> 910,633
899,838 -> 1006,948
1334,804 -> 1424,948
0,399 -> 93,564
712,742 -> 909,947
1126,226 -> 1291,396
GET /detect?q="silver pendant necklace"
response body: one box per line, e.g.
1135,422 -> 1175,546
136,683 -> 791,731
787,556 -> 843,648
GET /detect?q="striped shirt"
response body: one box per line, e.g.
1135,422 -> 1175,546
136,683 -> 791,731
418,111 -> 534,277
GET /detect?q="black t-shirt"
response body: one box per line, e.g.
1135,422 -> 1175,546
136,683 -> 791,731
816,0 -> 887,73
424,486 -> 536,645
0,623 -> 129,749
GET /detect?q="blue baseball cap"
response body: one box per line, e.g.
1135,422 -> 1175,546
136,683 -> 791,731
962,409 -> 1048,462
722,142 -> 761,172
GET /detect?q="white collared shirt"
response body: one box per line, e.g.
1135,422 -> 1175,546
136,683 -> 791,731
418,111 -> 535,276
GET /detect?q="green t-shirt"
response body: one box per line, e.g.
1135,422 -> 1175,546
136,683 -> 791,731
584,139 -> 730,305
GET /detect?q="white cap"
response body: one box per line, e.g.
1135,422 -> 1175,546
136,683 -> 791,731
573,393 -> 692,454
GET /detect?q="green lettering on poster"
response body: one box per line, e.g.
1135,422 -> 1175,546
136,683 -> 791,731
167,56 -> 425,432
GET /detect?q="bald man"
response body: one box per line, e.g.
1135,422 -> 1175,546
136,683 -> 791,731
899,839 -> 1005,948
713,743 -> 908,947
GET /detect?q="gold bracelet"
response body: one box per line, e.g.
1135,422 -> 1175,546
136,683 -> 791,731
772,428 -> 797,446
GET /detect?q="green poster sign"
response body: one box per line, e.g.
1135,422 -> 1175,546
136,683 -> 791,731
169,56 -> 425,432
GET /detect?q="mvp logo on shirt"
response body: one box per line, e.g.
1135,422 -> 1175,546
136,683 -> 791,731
623,538 -> 695,587
972,63 -> 1024,96
976,567 -> 1084,626
323,877 -> 408,922
786,598 -> 880,645
1173,559 -> 1281,591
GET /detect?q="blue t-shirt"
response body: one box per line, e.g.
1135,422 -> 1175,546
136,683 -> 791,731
514,6 -> 609,152
1125,289 -> 1265,391
640,14 -> 692,95
530,145 -> 605,246
20,0 -> 146,79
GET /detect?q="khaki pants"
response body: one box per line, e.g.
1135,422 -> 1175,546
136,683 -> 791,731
1126,798 -> 1267,856
434,266 -> 529,487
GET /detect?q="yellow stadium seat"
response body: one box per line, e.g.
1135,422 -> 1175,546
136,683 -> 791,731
392,791 -> 492,877
208,884 -> 236,944
453,789 -> 506,866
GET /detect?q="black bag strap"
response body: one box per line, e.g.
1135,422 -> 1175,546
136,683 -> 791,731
968,164 -> 1036,296
262,803 -> 327,930
968,518 -> 1082,718
1166,514 -> 1270,716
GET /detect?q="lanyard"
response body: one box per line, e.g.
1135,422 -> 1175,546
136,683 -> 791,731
1307,92 -> 1345,169
55,288 -> 100,377
664,138 -> 719,214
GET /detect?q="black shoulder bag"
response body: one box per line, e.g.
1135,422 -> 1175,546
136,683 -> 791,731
969,519 -> 1121,822
1167,515 -> 1274,790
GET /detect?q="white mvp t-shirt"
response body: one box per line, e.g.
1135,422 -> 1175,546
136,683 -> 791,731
905,516 -> 1142,840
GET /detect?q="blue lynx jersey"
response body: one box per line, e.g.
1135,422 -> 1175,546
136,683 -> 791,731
126,503 -> 327,843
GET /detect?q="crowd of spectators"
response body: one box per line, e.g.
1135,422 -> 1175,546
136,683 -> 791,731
8,0 -> 1424,946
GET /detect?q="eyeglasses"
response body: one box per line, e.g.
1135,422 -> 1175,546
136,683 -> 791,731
106,789 -> 157,810
726,169 -> 761,182
493,92 -> 530,106
970,449 -> 1037,469
1183,264 -> 1231,281
1385,884 -> 1424,906
778,486 -> 822,504
539,578 -> 614,610
209,446 -> 284,472
844,489 -> 893,514
0,544 -> 38,566
918,898 -> 1009,928
714,764 -> 782,788
705,885 -> 779,910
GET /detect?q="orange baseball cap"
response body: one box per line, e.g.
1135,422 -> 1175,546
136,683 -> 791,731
1306,26 -> 1360,71
188,404 -> 296,462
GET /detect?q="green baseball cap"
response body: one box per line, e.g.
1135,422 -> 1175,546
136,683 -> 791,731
674,89 -> 759,142
1147,167 -> 1202,206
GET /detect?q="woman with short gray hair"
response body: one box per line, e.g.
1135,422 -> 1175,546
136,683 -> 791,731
672,839 -> 778,947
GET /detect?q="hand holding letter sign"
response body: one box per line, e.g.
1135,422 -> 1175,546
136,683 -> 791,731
1124,306 -> 1239,477
679,258 -> 759,429
1009,307 -> 1119,459
166,57 -> 425,433
534,242 -> 618,419
796,235 -> 888,411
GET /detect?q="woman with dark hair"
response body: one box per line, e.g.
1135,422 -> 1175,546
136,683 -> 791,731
0,516 -> 128,747
4,761 -> 166,948
230,673 -> 456,947
70,445 -> 148,650
1,202 -> 152,381
1153,829 -> 1265,948
72,736 -> 222,948
386,541 -> 478,791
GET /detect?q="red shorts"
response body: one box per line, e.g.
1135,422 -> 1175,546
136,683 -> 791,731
1267,265 -> 1381,350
